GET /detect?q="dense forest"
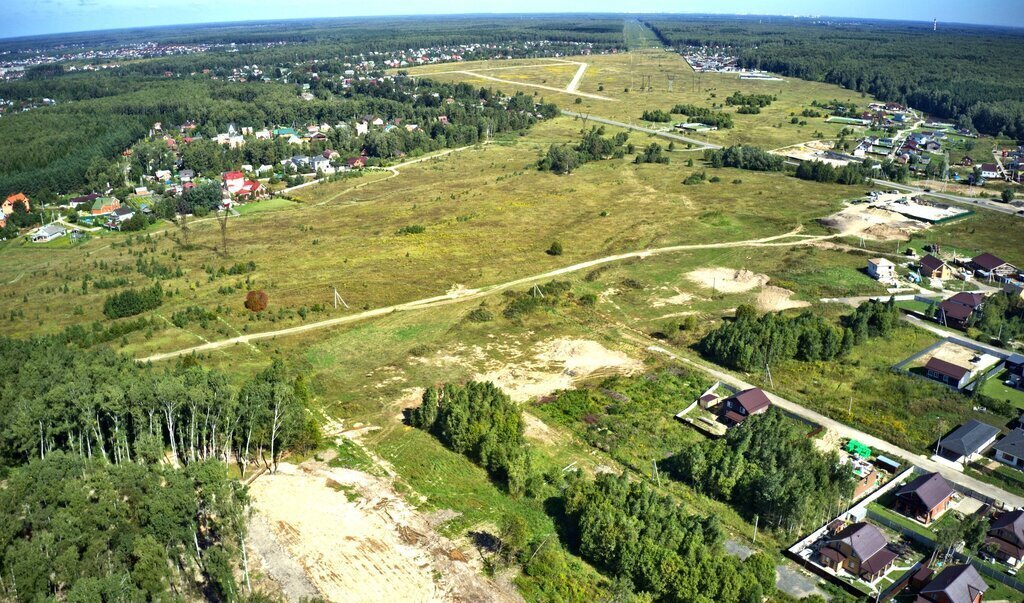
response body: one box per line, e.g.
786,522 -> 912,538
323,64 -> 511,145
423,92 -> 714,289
0,336 -> 321,599
666,408 -> 854,532
0,73 -> 555,197
644,16 -> 1024,138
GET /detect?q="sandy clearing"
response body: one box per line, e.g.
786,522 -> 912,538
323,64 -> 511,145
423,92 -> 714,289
821,204 -> 923,241
475,337 -> 642,402
685,268 -> 770,293
247,458 -> 519,603
756,285 -> 811,313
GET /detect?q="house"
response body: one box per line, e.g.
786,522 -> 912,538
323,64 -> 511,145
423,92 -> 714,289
111,206 -> 135,223
867,258 -> 896,282
256,164 -> 274,175
719,388 -> 771,426
223,171 -> 245,194
818,522 -> 898,581
68,193 -> 100,210
31,224 -> 65,243
938,292 -> 987,329
986,510 -> 1024,565
895,472 -> 955,524
993,428 -> 1024,470
290,155 -> 310,169
920,254 -> 953,279
237,180 -> 261,199
2,192 -> 29,215
310,155 -> 332,173
936,419 -> 1000,463
346,156 -> 367,169
918,563 -> 987,603
971,253 -> 1017,278
323,149 -> 340,159
980,163 -> 1000,179
179,169 -> 195,182
925,357 -> 974,389
90,197 -> 120,215
1007,353 -> 1024,387
355,121 -> 369,136
961,156 -> 974,167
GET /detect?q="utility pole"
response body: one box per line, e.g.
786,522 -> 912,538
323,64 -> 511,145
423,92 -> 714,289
753,515 -> 759,543
652,460 -> 661,487
333,287 -> 349,310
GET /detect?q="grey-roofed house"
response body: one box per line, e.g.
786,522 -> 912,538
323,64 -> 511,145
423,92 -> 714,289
31,224 -> 65,243
925,357 -> 973,389
818,522 -> 898,581
994,428 -> 1024,470
936,419 -> 1000,463
919,563 -> 987,603
987,510 -> 1024,566
895,472 -> 954,524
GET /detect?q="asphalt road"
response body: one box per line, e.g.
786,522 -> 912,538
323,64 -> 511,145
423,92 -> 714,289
560,110 -> 722,150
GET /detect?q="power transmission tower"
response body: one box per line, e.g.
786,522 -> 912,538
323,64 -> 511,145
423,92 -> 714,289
667,75 -> 674,92
530,284 -> 545,298
333,287 -> 349,310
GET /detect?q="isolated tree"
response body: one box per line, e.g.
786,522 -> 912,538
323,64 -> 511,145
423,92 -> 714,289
546,241 -> 563,256
1002,189 -> 1015,203
244,290 -> 268,312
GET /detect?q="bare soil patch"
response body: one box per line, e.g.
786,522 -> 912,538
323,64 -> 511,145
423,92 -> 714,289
756,285 -> 811,313
475,338 -> 643,402
821,204 -> 923,241
685,267 -> 770,293
247,457 -> 519,603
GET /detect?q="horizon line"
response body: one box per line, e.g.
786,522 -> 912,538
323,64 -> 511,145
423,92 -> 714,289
2,11 -> 1021,44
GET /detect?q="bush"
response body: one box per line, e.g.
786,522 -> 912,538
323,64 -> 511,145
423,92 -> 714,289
547,241 -> 563,256
244,290 -> 268,312
396,224 -> 425,235
467,307 -> 494,322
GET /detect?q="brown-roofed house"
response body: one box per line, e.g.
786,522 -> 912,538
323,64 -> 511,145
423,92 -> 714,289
719,388 -> 771,427
895,472 -> 955,524
920,255 -> 953,279
818,522 -> 898,581
925,357 -> 973,390
971,253 -> 1016,277
987,510 -> 1024,566
938,292 -> 987,330
919,563 -> 987,603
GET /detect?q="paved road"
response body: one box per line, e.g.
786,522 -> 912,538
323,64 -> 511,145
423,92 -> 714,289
139,227 -> 823,362
453,70 -> 615,101
871,178 -> 1022,217
560,110 -> 722,150
645,344 -> 1024,508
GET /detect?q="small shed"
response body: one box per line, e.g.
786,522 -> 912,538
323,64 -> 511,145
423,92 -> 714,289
875,455 -> 901,473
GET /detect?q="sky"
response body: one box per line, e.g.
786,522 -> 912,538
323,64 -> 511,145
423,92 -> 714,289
2,0 -> 1022,40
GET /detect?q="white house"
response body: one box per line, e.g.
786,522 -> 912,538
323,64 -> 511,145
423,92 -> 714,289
994,428 -> 1024,470
867,258 -> 896,282
31,224 -> 65,243
980,163 -> 1000,179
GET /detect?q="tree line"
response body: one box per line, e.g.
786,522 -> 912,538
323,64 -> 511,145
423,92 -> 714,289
671,103 -> 734,129
0,337 -> 320,474
703,145 -> 784,171
700,298 -> 900,372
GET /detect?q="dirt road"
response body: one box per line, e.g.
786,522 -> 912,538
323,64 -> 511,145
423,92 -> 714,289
566,62 -> 587,92
139,227 -> 827,362
560,110 -> 722,150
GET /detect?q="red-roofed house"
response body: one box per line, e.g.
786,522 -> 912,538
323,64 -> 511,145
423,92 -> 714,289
3,193 -> 30,215
346,156 -> 367,169
223,171 -> 245,195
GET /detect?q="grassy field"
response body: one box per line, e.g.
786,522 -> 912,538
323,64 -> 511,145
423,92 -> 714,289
1,117 -> 870,359
402,47 -> 882,149
980,370 -> 1024,410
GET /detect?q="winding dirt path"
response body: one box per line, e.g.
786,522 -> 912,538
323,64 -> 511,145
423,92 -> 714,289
139,226 -> 835,362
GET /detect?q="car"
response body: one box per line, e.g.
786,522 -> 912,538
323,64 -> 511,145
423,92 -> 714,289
923,187 -> 932,192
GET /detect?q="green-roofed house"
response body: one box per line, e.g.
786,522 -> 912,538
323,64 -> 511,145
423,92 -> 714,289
90,196 -> 120,216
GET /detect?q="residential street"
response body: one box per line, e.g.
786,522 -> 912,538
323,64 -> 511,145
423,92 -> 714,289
645,345 -> 1024,508
871,178 -> 1023,217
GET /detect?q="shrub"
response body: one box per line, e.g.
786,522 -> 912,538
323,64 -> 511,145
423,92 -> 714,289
547,241 -> 563,256
244,290 -> 268,312
396,224 -> 425,235
467,307 -> 494,322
